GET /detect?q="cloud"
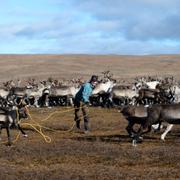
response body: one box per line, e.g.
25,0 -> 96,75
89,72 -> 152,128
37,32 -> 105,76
1,0 -> 180,54
124,13 -> 180,41
70,0 -> 180,41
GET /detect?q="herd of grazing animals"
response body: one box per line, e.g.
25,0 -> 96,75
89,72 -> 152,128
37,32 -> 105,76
0,71 -> 179,145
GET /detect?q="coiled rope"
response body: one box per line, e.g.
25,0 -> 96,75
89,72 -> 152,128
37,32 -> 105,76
1,102 -> 90,144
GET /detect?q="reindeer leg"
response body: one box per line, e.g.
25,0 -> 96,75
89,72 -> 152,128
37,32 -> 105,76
18,124 -> 28,137
161,124 -> 173,141
134,125 -> 146,143
134,123 -> 152,143
157,121 -> 162,131
6,126 -> 12,146
141,125 -> 152,135
45,94 -> 49,107
126,121 -> 135,137
69,97 -> 74,106
34,96 -> 40,108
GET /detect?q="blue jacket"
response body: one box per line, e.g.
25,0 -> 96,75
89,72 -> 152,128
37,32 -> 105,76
75,82 -> 93,103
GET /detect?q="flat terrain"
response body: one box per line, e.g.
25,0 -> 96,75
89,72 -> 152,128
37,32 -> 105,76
0,54 -> 180,179
0,54 -> 180,83
0,107 -> 179,179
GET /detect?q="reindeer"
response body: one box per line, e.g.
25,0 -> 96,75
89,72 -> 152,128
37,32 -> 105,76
109,83 -> 139,106
28,82 -> 51,107
49,85 -> 79,106
135,104 -> 180,142
0,101 -> 28,146
90,71 -> 116,107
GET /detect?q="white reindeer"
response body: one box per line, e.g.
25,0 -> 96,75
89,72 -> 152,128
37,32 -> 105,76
172,85 -> 180,103
0,88 -> 10,99
49,86 -> 80,106
146,81 -> 160,89
92,80 -> 115,95
28,83 -> 50,107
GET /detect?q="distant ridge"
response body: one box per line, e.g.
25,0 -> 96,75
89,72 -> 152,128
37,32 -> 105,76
0,54 -> 179,84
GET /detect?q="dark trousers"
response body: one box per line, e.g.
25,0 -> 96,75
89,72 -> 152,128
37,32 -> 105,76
74,101 -> 89,131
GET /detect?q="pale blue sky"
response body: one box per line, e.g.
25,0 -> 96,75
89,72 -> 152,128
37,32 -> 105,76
0,0 -> 180,55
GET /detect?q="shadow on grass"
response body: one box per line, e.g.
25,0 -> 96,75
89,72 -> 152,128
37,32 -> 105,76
72,134 -> 130,143
72,134 -> 160,144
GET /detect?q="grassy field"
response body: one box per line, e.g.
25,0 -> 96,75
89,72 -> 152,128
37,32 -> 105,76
0,54 -> 180,179
0,106 -> 179,179
0,54 -> 180,83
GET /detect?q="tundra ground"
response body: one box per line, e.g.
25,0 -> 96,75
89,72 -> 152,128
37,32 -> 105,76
0,107 -> 179,179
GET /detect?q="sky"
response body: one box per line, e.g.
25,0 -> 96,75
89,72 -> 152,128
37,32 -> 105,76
0,0 -> 180,55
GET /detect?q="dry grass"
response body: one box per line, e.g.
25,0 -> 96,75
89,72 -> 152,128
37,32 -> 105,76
0,55 -> 180,180
1,54 -> 180,83
0,54 -> 180,179
0,107 -> 179,179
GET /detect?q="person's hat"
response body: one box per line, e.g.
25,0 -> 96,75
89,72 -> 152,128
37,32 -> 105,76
90,75 -> 98,82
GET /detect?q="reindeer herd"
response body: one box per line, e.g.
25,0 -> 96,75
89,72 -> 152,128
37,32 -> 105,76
0,72 -> 179,108
0,71 -> 180,145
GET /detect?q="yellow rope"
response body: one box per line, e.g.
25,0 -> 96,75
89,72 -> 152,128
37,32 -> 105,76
25,105 -> 77,130
20,122 -> 52,143
12,131 -> 21,143
25,106 -> 76,132
0,104 -> 88,145
1,107 -> 53,145
20,106 -> 52,143
40,107 -> 75,122
20,106 -> 77,143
